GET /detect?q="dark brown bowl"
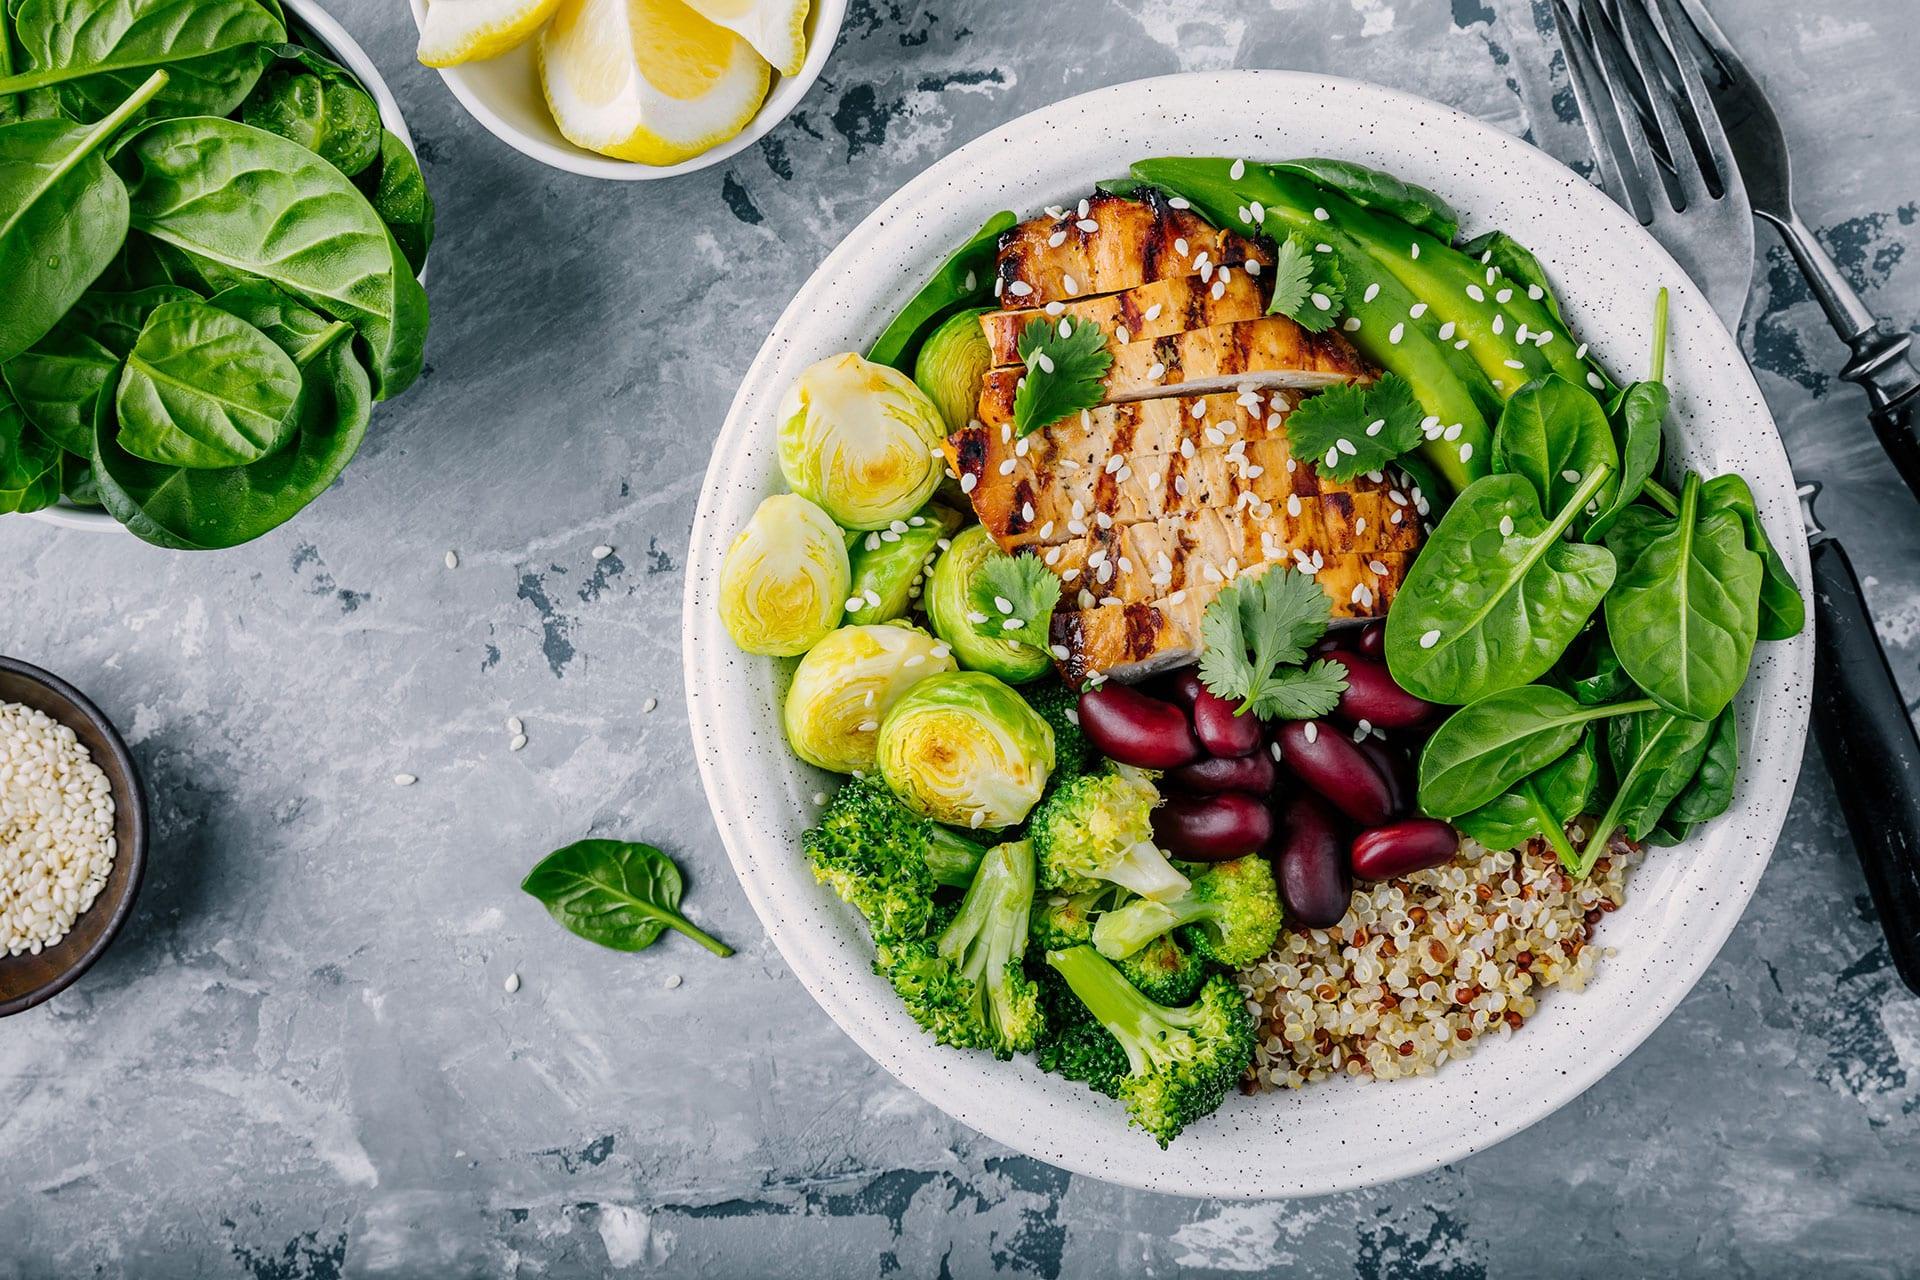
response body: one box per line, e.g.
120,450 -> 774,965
0,656 -> 148,1018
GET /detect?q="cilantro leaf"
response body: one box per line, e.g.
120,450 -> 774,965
1198,566 -> 1338,716
1264,231 -> 1343,334
969,550 -> 1061,653
1012,317 -> 1111,437
1248,658 -> 1349,720
1285,372 -> 1426,482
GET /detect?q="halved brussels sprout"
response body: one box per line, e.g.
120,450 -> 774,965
845,503 -> 964,625
777,352 -> 949,531
913,307 -> 991,436
876,670 -> 1055,830
719,494 -> 849,656
783,623 -> 958,772
924,524 -> 1053,684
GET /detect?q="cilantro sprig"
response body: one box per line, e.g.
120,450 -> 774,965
1264,232 -> 1344,334
1197,567 -> 1347,719
1012,317 -> 1111,437
969,551 -> 1061,653
1285,372 -> 1425,482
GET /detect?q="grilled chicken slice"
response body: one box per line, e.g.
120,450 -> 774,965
996,190 -> 1270,307
982,270 -> 1268,367
1048,553 -> 1413,686
977,316 -> 1371,428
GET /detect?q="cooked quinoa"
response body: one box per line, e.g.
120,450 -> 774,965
1238,836 -> 1638,1089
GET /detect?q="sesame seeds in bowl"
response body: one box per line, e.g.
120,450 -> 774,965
0,657 -> 148,1019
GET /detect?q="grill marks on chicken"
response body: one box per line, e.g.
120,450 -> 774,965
950,194 -> 1426,682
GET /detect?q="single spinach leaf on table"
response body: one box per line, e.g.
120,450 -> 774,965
522,839 -> 734,957
1416,684 -> 1655,818
358,129 -> 432,275
0,71 -> 168,363
1384,467 -> 1618,706
1700,472 -> 1805,641
1,379 -> 61,512
2,0 -> 281,122
1573,706 -> 1719,875
114,296 -> 301,467
868,209 -> 1016,373
1604,472 -> 1763,722
1491,373 -> 1618,529
92,282 -> 370,548
2,324 -> 118,451
1665,704 -> 1738,827
1272,157 -> 1459,243
114,115 -> 428,399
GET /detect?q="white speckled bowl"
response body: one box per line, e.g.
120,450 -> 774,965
404,0 -> 846,181
682,71 -> 1814,1198
26,0 -> 423,537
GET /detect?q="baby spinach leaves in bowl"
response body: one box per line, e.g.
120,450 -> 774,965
0,0 -> 434,545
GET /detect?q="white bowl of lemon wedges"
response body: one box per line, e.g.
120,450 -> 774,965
408,0 -> 844,179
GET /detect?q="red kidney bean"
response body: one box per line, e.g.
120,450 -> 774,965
1270,793 -> 1352,928
1351,819 -> 1461,881
1077,685 -> 1202,769
1356,737 -> 1413,819
1322,653 -> 1437,730
1168,750 -> 1277,796
1190,688 -> 1263,758
1160,669 -> 1206,707
1357,622 -> 1386,660
1152,792 -> 1273,861
1311,635 -> 1345,657
1273,719 -> 1395,827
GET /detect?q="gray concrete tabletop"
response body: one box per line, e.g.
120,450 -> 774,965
3,0 -> 1917,1275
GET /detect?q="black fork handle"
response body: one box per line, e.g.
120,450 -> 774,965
1809,535 -> 1920,995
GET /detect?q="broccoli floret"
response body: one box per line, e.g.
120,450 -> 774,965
1031,957 -> 1128,1097
1091,855 -> 1283,969
1024,681 -> 1093,781
1117,932 -> 1209,1005
1028,765 -> 1189,901
1046,945 -> 1256,1147
804,777 -> 989,938
1030,885 -> 1114,951
877,841 -> 1043,1058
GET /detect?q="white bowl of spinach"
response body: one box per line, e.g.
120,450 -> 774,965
0,0 -> 434,547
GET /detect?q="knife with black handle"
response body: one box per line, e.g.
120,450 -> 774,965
1805,490 -> 1920,994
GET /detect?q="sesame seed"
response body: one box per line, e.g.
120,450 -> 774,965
444,550 -> 459,569
1035,351 -> 1055,374
1409,302 -> 1428,318
1343,317 -> 1362,331
1420,629 -> 1441,648
1314,206 -> 1329,220
1466,283 -> 1485,301
1148,362 -> 1167,380
1410,242 -> 1420,258
1212,279 -> 1226,299
1045,300 -> 1065,316
1495,288 -> 1513,303
1499,515 -> 1515,536
1528,284 -> 1544,300
1304,722 -> 1320,743
1311,292 -> 1332,311
1008,280 -> 1032,296
1492,315 -> 1505,335
1588,371 -> 1606,390
510,734 -> 527,751
1168,196 -> 1190,209
394,773 -> 417,786
999,459 -> 1016,475
1504,359 -> 1526,369
1230,158 -> 1247,179
1459,442 -> 1474,462
1048,229 -> 1068,248
1438,321 -> 1456,339
505,972 -> 521,994
1145,303 -> 1164,321
1389,322 -> 1405,344
960,473 -> 977,493
1077,218 -> 1099,232
1063,274 -> 1080,295
1174,237 -> 1190,256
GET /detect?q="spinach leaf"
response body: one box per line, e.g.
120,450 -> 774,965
522,839 -> 734,957
1568,627 -> 1634,705
1453,729 -> 1597,856
241,50 -> 379,177
1700,472 -> 1806,641
92,282 -> 369,548
359,129 -> 432,275
1,379 -> 61,512
3,0 -> 281,121
1666,705 -> 1738,826
114,295 -> 301,467
1385,467 -> 1618,705
1273,157 -> 1459,242
2,323 -> 117,451
1417,684 -> 1654,817
1587,290 -> 1669,540
1575,706 -> 1718,873
64,282 -> 201,354
1604,472 -> 1763,721
1458,229 -> 1561,321
60,446 -> 101,505
115,115 -> 428,399
1491,373 -> 1618,528
0,71 -> 167,363
868,209 -> 1015,372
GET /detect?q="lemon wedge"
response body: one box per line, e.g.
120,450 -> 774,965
539,0 -> 773,165
417,0 -> 566,67
680,0 -> 810,77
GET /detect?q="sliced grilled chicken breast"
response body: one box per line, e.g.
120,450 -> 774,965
977,316 -> 1371,428
982,270 -> 1268,367
995,190 -> 1270,307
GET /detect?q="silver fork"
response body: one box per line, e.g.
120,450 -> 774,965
1554,0 -> 1920,997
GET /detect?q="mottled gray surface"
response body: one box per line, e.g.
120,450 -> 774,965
3,0 -> 1917,1275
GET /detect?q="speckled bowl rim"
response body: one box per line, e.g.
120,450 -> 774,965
25,0 -> 425,537
682,70 -> 1813,1198
0,656 -> 149,1019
